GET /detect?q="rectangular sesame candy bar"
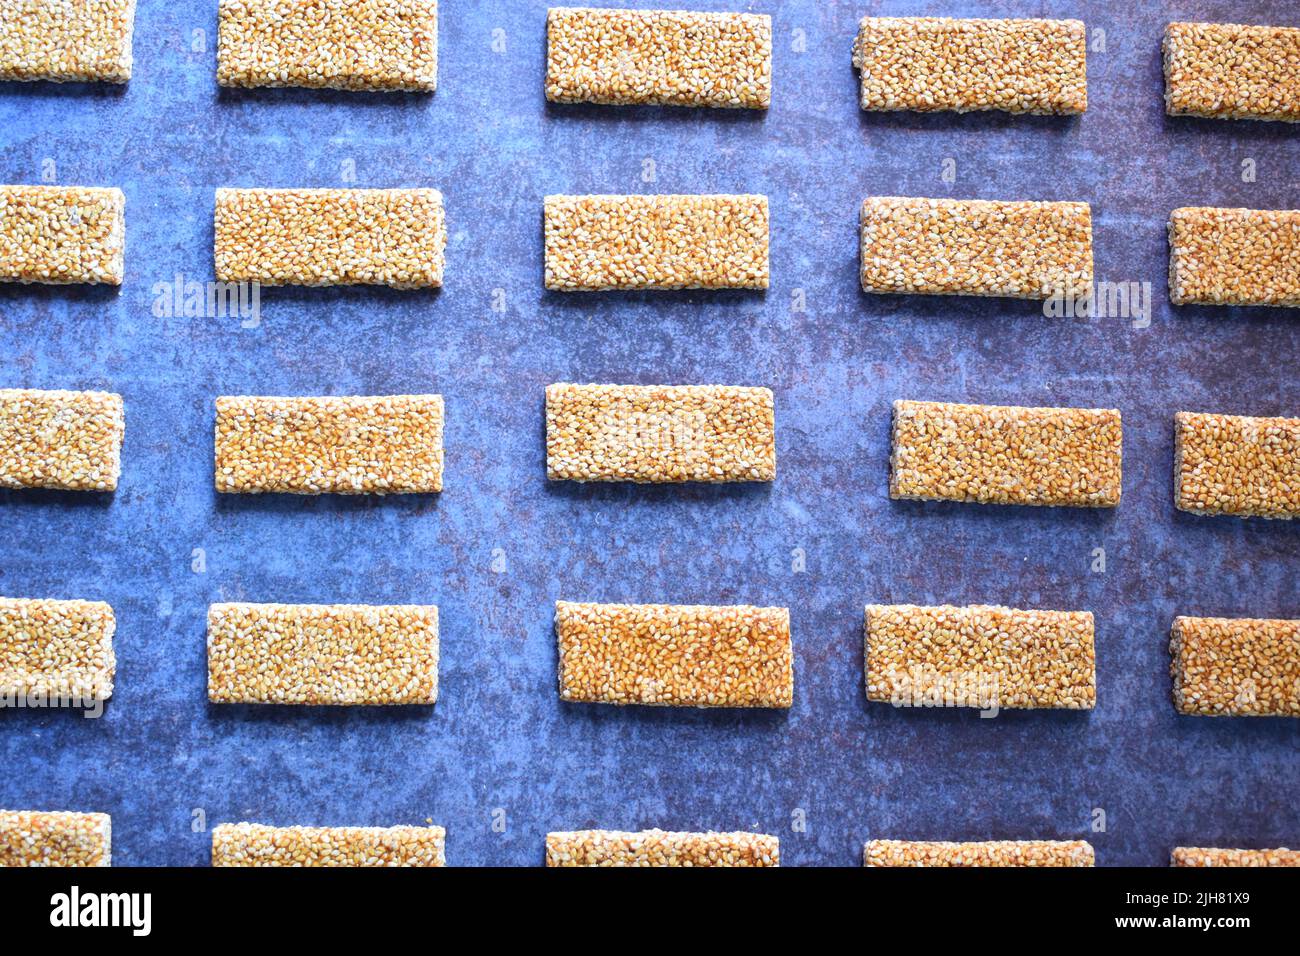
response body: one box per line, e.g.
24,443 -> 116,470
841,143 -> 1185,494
555,601 -> 792,708
1164,22 -> 1300,123
217,0 -> 437,92
214,188 -> 446,289
1172,847 -> 1300,867
890,400 -> 1122,508
865,840 -> 1094,867
0,389 -> 124,492
0,597 -> 115,702
546,8 -> 770,109
212,823 -> 446,867
1168,207 -> 1300,307
1174,412 -> 1299,518
0,810 -> 111,866
865,604 -> 1096,711
0,185 -> 124,285
214,395 -> 444,495
861,197 -> 1093,299
545,383 -> 775,483
543,194 -> 769,291
1170,616 -> 1300,717
546,829 -> 779,867
207,602 -> 439,705
853,17 -> 1087,115
0,0 -> 136,83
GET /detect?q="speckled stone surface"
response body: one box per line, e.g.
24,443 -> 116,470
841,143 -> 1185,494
0,0 -> 1297,867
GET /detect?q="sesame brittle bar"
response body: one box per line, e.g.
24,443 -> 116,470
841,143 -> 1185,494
890,400 -> 1122,508
865,840 -> 1094,867
545,383 -> 775,483
860,197 -> 1093,300
1174,412 -> 1299,518
0,0 -> 137,83
1172,847 -> 1300,867
1168,207 -> 1300,308
207,602 -> 439,706
217,0 -> 438,92
546,829 -> 779,867
0,185 -> 124,285
0,810 -> 111,866
555,601 -> 793,708
0,597 -> 116,703
1164,22 -> 1300,123
546,7 -> 770,109
212,823 -> 446,867
1170,616 -> 1300,717
0,389 -> 124,492
543,194 -> 769,291
214,188 -> 446,288
214,395 -> 444,495
853,17 -> 1087,115
865,604 -> 1096,711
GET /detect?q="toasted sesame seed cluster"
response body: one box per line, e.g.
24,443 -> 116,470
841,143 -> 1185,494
1172,846 -> 1300,867
0,809 -> 111,867
0,389 -> 124,492
852,17 -> 1087,115
217,0 -> 438,92
1170,616 -> 1299,717
1167,207 -> 1299,307
1164,22 -> 1300,123
0,185 -> 124,285
555,601 -> 793,708
865,840 -> 1094,867
207,602 -> 439,705
545,7 -> 770,109
890,400 -> 1123,508
212,823 -> 446,866
0,597 -> 116,702
1174,412 -> 1299,518
0,0 -> 136,83
865,604 -> 1096,711
546,829 -> 779,867
214,394 -> 444,495
545,383 -> 775,483
544,194 -> 769,291
214,187 -> 446,289
860,197 -> 1093,300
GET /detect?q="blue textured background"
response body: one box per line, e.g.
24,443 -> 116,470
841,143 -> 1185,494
1,0 -> 1297,867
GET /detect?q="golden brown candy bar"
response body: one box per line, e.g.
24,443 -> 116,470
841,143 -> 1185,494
1167,207 -> 1300,308
0,597 -> 115,702
212,823 -> 446,866
1164,22 -> 1300,123
546,829 -> 778,867
0,389 -> 124,492
0,0 -> 136,83
0,810 -> 111,866
1170,616 -> 1300,717
865,840 -> 1094,867
0,185 -> 124,285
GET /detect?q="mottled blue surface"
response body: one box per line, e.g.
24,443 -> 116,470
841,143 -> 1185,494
1,0 -> 1297,867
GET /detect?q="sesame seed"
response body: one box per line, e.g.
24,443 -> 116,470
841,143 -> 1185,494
865,840 -> 1094,867
1169,616 -> 1300,717
865,604 -> 1097,711
206,602 -> 440,706
545,8 -> 770,109
1163,22 -> 1300,123
890,400 -> 1123,509
1171,847 -> 1300,867
0,809 -> 112,867
545,383 -> 775,484
853,17 -> 1087,115
543,194 -> 769,291
555,601 -> 793,709
1167,207 -> 1300,308
860,197 -> 1093,300
214,394 -> 444,495
1174,411 -> 1299,518
546,829 -> 778,867
0,0 -> 136,84
0,597 -> 116,703
214,187 -> 446,289
212,823 -> 446,867
0,185 -> 125,286
0,389 -> 124,492
217,0 -> 438,92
